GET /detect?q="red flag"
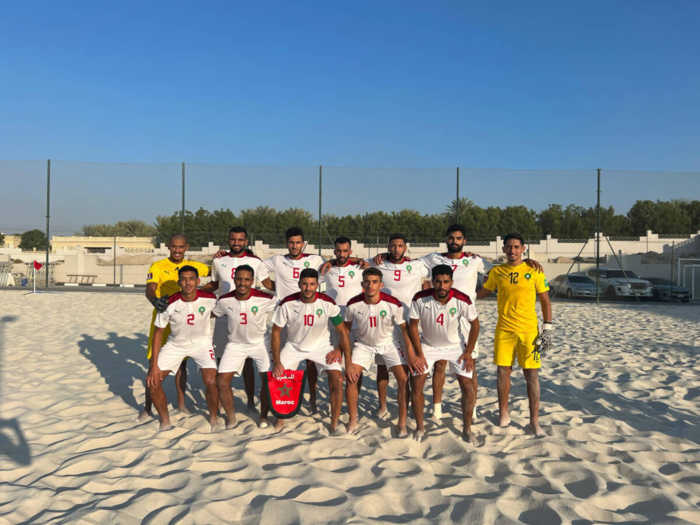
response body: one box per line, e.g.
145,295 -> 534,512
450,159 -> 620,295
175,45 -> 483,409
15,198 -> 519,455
33,261 -> 43,270
266,370 -> 306,419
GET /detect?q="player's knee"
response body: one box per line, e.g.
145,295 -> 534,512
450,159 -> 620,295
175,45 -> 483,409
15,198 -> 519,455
217,375 -> 231,390
434,360 -> 447,373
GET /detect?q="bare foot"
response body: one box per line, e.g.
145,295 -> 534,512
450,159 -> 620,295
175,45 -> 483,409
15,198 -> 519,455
375,407 -> 388,419
528,422 -> 546,437
273,420 -> 285,433
137,409 -> 152,421
397,426 -> 408,438
210,420 -> 220,433
177,405 -> 191,415
258,419 -> 269,429
329,425 -> 344,436
499,414 -> 512,428
413,429 -> 426,442
463,430 -> 478,446
345,421 -> 359,435
159,422 -> 174,432
225,417 -> 238,430
308,396 -> 317,414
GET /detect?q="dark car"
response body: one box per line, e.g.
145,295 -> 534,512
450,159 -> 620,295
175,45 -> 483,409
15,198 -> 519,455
641,277 -> 692,302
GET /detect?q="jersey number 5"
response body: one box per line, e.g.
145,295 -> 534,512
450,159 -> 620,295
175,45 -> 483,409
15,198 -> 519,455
338,275 -> 345,287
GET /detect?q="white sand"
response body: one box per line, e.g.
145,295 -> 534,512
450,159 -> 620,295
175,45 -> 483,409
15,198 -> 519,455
1,290 -> 699,523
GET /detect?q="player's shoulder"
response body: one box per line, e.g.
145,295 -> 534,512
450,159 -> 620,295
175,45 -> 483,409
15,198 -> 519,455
380,292 -> 403,307
412,289 -> 433,302
197,291 -> 217,300
168,292 -> 183,304
219,291 -> 237,300
451,288 -> 473,305
250,289 -> 275,300
279,292 -> 301,305
316,292 -> 337,305
243,253 -> 263,262
346,293 -> 365,307
149,258 -> 169,271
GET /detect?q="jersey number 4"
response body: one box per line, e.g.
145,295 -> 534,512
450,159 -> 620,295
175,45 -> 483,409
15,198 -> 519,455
436,313 -> 444,326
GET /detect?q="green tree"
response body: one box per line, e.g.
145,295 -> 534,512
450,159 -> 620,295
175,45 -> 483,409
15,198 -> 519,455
537,204 -> 564,237
20,229 -> 48,250
444,198 -> 475,225
0,232 -> 5,246
500,206 -> 541,241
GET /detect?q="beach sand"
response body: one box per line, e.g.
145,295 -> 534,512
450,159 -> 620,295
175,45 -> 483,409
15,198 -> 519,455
1,290 -> 699,523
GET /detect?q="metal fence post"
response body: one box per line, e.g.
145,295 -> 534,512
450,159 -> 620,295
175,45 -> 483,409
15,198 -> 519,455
45,159 -> 51,290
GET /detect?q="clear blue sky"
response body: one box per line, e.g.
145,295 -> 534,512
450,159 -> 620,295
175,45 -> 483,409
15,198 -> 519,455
1,1 -> 698,234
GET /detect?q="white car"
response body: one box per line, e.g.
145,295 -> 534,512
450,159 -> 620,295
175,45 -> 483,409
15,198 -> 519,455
579,268 -> 653,299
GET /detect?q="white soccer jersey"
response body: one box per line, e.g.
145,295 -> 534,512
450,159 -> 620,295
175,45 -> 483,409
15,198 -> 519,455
272,292 -> 341,351
210,252 -> 270,297
409,288 -> 478,347
345,292 -> 405,347
155,291 -> 217,346
320,262 -> 363,308
264,253 -> 325,301
419,252 -> 486,301
369,257 -> 430,314
212,289 -> 276,346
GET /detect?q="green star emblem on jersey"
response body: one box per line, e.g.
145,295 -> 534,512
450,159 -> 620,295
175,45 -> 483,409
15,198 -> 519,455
349,271 -> 355,278
406,265 -> 412,273
525,273 -> 532,281
380,310 -> 387,318
251,306 -> 259,315
316,308 -> 323,317
304,261 -> 310,268
278,383 -> 292,397
449,307 -> 457,316
198,306 -> 206,315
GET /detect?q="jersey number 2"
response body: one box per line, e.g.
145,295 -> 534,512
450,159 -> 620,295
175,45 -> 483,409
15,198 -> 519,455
187,314 -> 195,325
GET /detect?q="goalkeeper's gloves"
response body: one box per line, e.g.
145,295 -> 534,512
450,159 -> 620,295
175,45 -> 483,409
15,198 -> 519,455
151,295 -> 169,313
535,322 -> 553,357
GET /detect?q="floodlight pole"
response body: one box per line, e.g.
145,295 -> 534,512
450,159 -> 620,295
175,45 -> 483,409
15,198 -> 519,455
318,165 -> 322,256
595,168 -> 601,304
181,162 -> 186,234
456,167 -> 460,224
45,159 -> 51,290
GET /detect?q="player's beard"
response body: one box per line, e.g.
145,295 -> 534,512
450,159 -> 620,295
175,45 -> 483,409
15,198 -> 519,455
337,256 -> 349,266
446,243 -> 463,254
230,245 -> 246,256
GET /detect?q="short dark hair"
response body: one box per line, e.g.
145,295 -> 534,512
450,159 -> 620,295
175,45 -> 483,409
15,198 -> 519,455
431,264 -> 453,280
229,226 -> 248,237
178,265 -> 199,278
503,233 -> 525,246
334,236 -> 351,247
388,233 -> 406,243
446,224 -> 466,237
168,233 -> 187,244
299,268 -> 318,281
286,227 -> 304,241
362,267 -> 383,281
235,264 -> 254,278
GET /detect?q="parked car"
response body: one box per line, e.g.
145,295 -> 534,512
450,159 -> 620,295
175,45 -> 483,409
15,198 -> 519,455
579,268 -> 653,299
641,277 -> 692,302
549,274 -> 601,299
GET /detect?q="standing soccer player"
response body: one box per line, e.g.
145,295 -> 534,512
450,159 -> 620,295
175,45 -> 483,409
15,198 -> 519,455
319,236 -> 363,344
264,227 -> 326,410
344,268 -> 413,436
212,265 -> 276,429
140,233 -> 210,421
207,226 -> 274,411
476,233 -> 551,437
408,265 -> 480,444
270,268 -> 350,433
147,266 -> 219,432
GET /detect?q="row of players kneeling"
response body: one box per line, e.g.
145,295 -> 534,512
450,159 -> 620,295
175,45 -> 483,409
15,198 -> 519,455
145,264 -> 479,444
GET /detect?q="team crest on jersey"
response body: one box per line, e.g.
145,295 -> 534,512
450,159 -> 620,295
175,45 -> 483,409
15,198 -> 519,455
147,272 -> 153,279
316,308 -> 323,318
449,307 -> 457,317
304,261 -> 310,268
198,306 -> 206,315
406,265 -> 412,273
348,271 -> 355,279
380,310 -> 387,318
525,273 -> 532,281
463,259 -> 469,266
251,306 -> 259,315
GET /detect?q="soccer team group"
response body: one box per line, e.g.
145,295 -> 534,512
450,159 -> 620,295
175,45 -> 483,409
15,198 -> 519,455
139,225 -> 552,444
